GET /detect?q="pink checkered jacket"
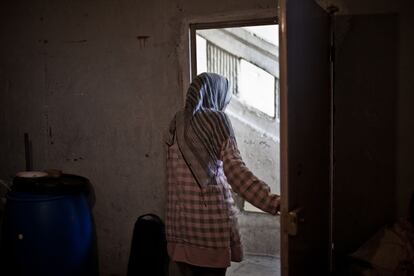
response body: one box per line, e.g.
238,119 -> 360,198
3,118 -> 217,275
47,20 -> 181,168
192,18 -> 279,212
166,137 -> 280,268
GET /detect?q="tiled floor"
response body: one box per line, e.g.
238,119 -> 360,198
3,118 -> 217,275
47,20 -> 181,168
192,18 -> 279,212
227,254 -> 280,276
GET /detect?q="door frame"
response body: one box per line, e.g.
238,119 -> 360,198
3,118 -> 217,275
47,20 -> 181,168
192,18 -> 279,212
278,0 -> 289,273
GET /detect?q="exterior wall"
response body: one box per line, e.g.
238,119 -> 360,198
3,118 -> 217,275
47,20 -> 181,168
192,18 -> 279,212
228,98 -> 280,195
0,1 -> 277,275
227,99 -> 280,256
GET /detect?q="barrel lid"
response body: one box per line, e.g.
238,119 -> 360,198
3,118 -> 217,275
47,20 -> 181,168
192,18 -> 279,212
12,172 -> 90,193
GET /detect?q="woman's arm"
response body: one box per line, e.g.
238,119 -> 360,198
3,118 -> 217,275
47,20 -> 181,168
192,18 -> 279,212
221,138 -> 280,215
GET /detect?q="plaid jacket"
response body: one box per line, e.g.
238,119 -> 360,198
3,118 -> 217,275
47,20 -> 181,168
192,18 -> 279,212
166,137 -> 280,266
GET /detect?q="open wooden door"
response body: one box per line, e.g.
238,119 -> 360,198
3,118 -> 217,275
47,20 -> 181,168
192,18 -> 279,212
279,0 -> 331,275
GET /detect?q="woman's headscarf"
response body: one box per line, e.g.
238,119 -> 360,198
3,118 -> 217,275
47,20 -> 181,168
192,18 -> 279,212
168,73 -> 235,187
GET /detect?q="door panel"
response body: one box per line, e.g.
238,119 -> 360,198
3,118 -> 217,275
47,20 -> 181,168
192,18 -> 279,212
279,0 -> 331,275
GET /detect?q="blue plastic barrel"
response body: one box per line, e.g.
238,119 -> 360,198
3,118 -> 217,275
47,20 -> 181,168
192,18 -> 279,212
0,173 -> 97,276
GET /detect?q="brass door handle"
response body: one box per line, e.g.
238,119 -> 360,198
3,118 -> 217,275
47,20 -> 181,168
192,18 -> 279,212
286,207 -> 304,236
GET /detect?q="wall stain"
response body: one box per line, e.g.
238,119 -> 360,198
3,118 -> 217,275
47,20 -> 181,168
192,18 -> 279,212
49,127 -> 54,145
45,113 -> 54,145
44,54 -> 49,95
136,35 -> 150,48
259,141 -> 270,148
65,157 -> 84,162
63,40 -> 87,43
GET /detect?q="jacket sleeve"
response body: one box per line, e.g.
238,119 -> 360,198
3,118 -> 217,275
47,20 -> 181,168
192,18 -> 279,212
221,138 -> 280,215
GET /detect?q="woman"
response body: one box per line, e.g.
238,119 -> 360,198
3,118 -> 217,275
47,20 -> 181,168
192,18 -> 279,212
166,73 -> 280,276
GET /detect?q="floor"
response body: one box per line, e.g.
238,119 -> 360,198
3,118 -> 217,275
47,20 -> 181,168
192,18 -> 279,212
227,254 -> 280,276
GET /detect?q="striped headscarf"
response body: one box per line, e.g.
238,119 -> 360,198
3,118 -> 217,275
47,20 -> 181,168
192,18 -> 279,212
169,73 -> 235,187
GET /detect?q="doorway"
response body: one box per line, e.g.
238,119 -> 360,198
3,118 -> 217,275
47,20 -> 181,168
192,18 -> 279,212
190,19 -> 281,276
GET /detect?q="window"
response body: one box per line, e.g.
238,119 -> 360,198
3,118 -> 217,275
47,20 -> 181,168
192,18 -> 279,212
239,58 -> 276,117
194,24 -> 279,119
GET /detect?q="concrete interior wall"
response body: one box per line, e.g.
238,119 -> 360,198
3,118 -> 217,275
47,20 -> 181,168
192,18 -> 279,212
333,13 -> 398,258
328,0 -> 414,220
328,0 -> 414,261
0,0 -> 278,275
